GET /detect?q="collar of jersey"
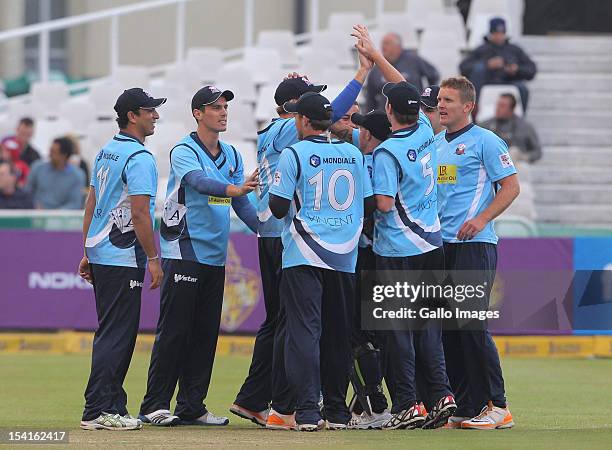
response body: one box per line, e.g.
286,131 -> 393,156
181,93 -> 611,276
390,123 -> 419,137
444,123 -> 475,143
115,131 -> 144,145
190,131 -> 224,163
303,135 -> 342,144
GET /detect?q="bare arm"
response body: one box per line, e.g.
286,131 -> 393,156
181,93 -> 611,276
457,174 -> 520,240
352,24 -> 405,83
130,194 -> 163,289
375,194 -> 395,213
78,186 -> 96,284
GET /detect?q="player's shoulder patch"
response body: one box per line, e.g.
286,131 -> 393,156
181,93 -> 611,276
499,152 -> 514,168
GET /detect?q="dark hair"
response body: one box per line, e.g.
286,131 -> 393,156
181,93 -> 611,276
391,109 -> 418,126
52,137 -> 75,159
19,117 -> 34,127
304,110 -> 333,131
116,108 -> 141,129
500,93 -> 517,110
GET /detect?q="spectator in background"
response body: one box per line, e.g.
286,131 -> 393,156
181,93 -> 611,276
66,134 -> 91,189
365,32 -> 439,111
460,17 -> 536,111
27,136 -> 85,209
0,140 -> 29,186
0,160 -> 33,209
1,117 -> 41,166
480,93 -> 542,163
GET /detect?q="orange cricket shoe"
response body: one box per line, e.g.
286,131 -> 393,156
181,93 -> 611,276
265,408 -> 297,431
461,401 -> 514,430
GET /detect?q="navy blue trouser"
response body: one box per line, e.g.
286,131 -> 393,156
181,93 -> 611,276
235,237 -> 288,412
442,242 -> 506,417
376,248 -> 453,414
282,265 -> 353,425
140,259 -> 225,420
82,264 -> 144,421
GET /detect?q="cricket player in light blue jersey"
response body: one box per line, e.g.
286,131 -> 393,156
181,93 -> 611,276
436,76 -> 519,430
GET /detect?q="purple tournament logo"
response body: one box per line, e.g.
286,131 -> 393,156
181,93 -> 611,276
407,149 -> 417,162
310,154 -> 321,167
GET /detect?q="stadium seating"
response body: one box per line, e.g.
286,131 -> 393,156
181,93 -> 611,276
4,2 -> 610,230
257,30 -> 300,67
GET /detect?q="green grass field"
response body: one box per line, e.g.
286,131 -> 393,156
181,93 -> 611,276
0,354 -> 611,449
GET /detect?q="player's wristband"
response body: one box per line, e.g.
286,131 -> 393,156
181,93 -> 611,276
147,255 -> 159,261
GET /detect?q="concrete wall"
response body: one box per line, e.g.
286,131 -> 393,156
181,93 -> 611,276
0,0 -> 25,79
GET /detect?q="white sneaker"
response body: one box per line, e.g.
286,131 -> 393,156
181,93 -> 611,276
179,411 -> 229,426
325,420 -> 347,430
461,402 -> 514,430
80,413 -> 142,431
348,410 -> 392,430
139,409 -> 180,426
383,404 -> 425,430
297,419 -> 325,432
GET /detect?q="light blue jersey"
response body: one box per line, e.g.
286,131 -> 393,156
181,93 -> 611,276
269,135 -> 373,273
437,123 -> 517,244
257,118 -> 299,237
160,132 -> 244,266
85,132 -> 157,268
358,152 -> 374,249
372,112 -> 442,257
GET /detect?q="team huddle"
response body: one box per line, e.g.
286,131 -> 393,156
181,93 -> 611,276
78,25 -> 519,432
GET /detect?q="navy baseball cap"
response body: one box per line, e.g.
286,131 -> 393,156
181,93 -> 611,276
351,110 -> 391,141
490,17 -> 506,34
382,81 -> 421,115
283,92 -> 332,121
191,85 -> 234,111
275,77 -> 326,106
420,85 -> 440,109
114,88 -> 166,114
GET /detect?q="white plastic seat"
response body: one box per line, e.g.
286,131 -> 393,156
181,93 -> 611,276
30,118 -> 73,156
257,30 -> 299,67
88,82 -> 125,119
243,48 -> 284,85
423,12 -> 467,43
228,102 -> 257,138
164,63 -> 203,94
310,30 -> 356,68
85,120 -> 118,155
327,12 -> 366,32
113,65 -> 150,88
30,81 -> 69,115
223,139 -> 257,175
478,84 -> 523,122
374,14 -> 419,49
185,47 -> 224,84
254,84 -> 279,124
298,48 -> 338,83
217,63 -> 257,104
420,29 -> 466,55
405,0 -> 445,19
466,0 -> 511,32
145,121 -> 189,178
58,98 -> 96,133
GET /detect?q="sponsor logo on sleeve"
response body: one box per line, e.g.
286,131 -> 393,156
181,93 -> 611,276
499,152 -> 514,168
273,170 -> 282,186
